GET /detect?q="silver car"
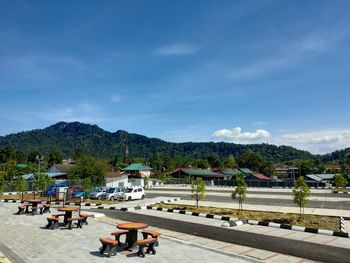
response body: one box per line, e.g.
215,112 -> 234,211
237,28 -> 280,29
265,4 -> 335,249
100,187 -> 125,201
89,187 -> 107,200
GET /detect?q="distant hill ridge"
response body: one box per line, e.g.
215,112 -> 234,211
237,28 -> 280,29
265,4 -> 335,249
0,121 -> 348,162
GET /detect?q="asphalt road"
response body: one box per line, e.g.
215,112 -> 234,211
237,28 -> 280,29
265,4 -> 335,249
145,191 -> 350,210
95,209 -> 350,263
148,188 -> 345,197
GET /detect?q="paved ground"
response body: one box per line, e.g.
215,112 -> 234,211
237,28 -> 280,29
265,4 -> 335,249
97,208 -> 350,263
149,187 -> 345,197
146,188 -> 350,210
0,202 -> 255,263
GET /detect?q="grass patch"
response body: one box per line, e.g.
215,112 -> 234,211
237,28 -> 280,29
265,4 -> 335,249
151,203 -> 340,232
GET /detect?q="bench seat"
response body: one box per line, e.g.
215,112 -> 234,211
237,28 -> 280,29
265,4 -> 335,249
99,238 -> 118,257
46,217 -> 59,230
142,230 -> 160,246
136,238 -> 157,257
79,213 -> 89,225
111,230 -> 129,246
67,217 -> 83,229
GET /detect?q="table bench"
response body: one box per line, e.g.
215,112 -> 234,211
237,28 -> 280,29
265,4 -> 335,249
99,238 -> 118,257
67,217 -> 83,229
136,238 -> 157,257
141,230 -> 160,246
111,230 -> 129,246
46,217 -> 59,230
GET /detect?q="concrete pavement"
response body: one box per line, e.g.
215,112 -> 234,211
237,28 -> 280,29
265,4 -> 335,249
0,202 -> 258,263
98,208 -> 350,262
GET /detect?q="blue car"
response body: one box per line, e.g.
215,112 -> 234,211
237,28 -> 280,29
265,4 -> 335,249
70,186 -> 88,198
44,184 -> 68,197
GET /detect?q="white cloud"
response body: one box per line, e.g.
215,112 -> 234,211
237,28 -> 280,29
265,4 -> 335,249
212,126 -> 350,154
279,130 -> 350,153
153,43 -> 198,56
213,127 -> 270,143
229,28 -> 350,80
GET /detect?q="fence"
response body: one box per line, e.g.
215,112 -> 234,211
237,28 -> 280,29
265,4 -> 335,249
162,178 -> 326,188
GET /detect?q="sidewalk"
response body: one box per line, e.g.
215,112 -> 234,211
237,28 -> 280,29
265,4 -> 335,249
171,199 -> 350,217
0,202 -> 255,263
147,190 -> 350,202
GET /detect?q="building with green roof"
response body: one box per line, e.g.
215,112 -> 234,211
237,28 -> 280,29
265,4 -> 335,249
122,163 -> 152,177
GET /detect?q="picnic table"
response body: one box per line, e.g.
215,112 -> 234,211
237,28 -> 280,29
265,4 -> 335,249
57,207 -> 80,224
117,222 -> 148,249
24,199 -> 42,214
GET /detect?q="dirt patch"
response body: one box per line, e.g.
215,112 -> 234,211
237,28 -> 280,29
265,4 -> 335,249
151,203 -> 340,232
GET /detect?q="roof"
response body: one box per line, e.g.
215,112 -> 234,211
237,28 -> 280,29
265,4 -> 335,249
175,167 -> 193,171
316,174 -> 334,180
21,173 -> 66,180
181,169 -> 229,178
305,174 -> 323,182
305,174 -> 334,182
239,168 -> 253,174
50,164 -> 75,173
106,171 -> 126,178
221,169 -> 243,176
250,173 -> 270,180
122,163 -> 152,171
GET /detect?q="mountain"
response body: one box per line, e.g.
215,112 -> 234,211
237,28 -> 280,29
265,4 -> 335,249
0,121 -> 318,162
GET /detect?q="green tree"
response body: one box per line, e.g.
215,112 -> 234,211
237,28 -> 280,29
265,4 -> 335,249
232,175 -> 247,211
27,151 -> 41,163
191,177 -> 206,207
0,145 -> 17,163
0,171 -> 5,192
224,155 -> 238,168
4,160 -> 17,182
82,177 -> 93,192
69,156 -> 106,186
334,174 -> 348,188
207,154 -> 222,168
194,159 -> 210,169
293,176 -> 310,218
238,150 -> 274,176
48,150 -> 63,166
15,176 -> 28,201
344,151 -> 350,166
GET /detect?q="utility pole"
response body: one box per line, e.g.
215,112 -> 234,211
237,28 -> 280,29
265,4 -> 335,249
35,155 -> 44,199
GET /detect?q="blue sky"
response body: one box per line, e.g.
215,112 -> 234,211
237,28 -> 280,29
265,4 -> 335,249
1,0 -> 350,154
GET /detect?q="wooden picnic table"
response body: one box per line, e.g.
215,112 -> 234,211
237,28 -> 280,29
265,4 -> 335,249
117,222 -> 148,249
57,207 -> 80,224
24,199 -> 42,214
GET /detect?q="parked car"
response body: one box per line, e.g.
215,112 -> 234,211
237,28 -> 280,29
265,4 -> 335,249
100,187 -> 125,201
44,183 -> 68,197
117,187 -> 145,201
89,187 -> 107,200
69,186 -> 88,198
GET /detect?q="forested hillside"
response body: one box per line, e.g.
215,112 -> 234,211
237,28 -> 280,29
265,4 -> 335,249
0,121 -> 339,163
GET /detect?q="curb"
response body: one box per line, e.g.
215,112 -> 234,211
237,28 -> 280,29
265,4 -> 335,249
1,198 -> 182,211
247,219 -> 350,238
146,206 -> 247,226
145,205 -> 350,239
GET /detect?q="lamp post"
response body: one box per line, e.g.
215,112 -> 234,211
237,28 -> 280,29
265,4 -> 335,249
34,155 -> 44,199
